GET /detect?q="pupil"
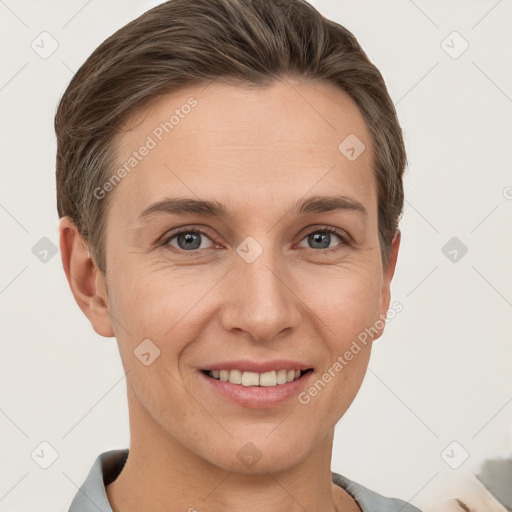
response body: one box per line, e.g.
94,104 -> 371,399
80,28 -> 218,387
310,232 -> 330,249
178,232 -> 201,250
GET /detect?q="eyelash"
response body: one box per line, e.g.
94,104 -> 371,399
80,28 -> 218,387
161,225 -> 350,254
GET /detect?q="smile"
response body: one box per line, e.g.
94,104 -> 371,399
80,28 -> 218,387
203,368 -> 313,387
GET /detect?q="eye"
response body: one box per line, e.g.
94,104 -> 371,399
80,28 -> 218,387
163,228 -> 217,251
297,227 -> 349,251
160,225 -> 349,254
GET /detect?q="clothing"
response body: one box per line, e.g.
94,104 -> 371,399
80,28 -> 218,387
68,449 -> 423,512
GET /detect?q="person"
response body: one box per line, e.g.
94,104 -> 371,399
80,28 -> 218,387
56,0 -> 421,510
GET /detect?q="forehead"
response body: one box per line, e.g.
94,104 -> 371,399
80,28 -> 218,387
109,79 -> 375,224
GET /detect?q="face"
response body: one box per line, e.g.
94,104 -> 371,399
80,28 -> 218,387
86,79 -> 399,474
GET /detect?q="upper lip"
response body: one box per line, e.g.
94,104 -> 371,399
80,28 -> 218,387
201,359 -> 313,373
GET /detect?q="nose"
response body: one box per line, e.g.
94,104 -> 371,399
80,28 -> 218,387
220,244 -> 302,343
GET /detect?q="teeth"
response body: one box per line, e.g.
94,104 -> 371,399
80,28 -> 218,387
258,371 -> 275,387
208,368 -> 306,386
228,369 -> 242,384
242,371 -> 260,386
276,369 -> 287,384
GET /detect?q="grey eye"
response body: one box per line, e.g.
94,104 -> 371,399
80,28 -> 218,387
166,230 -> 214,251
297,229 -> 345,250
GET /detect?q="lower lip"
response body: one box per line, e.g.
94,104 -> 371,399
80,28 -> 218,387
199,370 -> 314,409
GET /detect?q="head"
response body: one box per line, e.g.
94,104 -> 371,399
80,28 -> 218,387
57,0 -> 405,473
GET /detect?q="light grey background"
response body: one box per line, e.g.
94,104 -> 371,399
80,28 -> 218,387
0,1 -> 511,511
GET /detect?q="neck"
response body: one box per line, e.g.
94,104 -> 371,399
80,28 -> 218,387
106,384 -> 360,512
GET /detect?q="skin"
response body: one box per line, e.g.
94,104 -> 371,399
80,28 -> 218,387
60,78 -> 400,512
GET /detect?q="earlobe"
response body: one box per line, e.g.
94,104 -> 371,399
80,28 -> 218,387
59,217 -> 115,338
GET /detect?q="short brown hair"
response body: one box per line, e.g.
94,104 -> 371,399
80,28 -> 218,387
55,0 -> 406,274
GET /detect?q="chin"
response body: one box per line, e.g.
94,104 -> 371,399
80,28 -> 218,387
206,431 -> 315,475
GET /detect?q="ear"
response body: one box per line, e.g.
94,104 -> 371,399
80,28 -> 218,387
374,229 -> 401,339
59,216 -> 114,338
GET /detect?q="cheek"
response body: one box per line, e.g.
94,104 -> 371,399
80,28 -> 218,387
107,271 -> 195,409
303,265 -> 382,336
301,266 -> 381,404
109,265 -> 196,337
106,265 -> 217,387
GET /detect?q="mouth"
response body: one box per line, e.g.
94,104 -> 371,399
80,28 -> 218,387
197,359 -> 315,408
200,368 -> 314,387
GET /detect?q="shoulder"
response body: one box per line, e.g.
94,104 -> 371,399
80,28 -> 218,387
68,449 -> 128,512
332,471 -> 424,512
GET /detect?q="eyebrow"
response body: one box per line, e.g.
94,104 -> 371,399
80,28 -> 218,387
137,194 -> 368,223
